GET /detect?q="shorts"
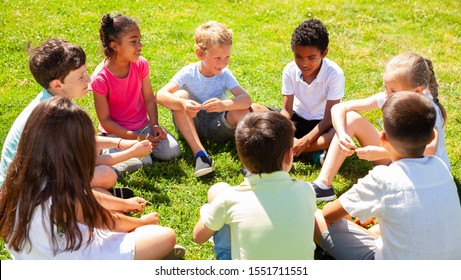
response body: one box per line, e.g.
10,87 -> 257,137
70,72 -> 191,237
175,110 -> 235,142
291,112 -> 322,139
320,218 -> 376,260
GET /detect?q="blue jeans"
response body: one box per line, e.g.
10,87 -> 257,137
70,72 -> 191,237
213,224 -> 231,260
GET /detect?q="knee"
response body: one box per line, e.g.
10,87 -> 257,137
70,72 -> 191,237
226,110 -> 248,126
92,165 -> 117,189
173,90 -> 190,100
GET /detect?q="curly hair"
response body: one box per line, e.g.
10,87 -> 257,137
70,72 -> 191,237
291,19 -> 329,53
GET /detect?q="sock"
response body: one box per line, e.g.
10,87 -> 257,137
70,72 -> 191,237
195,150 -> 209,160
313,179 -> 330,190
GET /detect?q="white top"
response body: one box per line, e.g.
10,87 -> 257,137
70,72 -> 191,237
339,156 -> 461,259
8,199 -> 135,260
282,58 -> 345,120
200,171 -> 317,260
171,62 -> 239,104
375,90 -> 450,169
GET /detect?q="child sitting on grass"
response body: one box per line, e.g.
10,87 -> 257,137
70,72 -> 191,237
281,19 -> 345,164
314,92 -> 461,259
90,13 -> 180,175
0,37 -> 151,203
193,111 -> 317,260
0,96 -> 185,260
157,21 -> 267,177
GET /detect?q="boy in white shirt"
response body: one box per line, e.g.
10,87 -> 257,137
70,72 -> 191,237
314,92 -> 461,259
281,19 -> 344,163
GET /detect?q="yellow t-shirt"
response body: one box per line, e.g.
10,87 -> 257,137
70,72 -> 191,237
201,171 -> 316,260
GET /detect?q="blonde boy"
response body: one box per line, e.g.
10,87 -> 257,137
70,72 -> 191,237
157,21 -> 262,177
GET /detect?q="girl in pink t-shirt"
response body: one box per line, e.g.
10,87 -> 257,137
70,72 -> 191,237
90,13 -> 179,173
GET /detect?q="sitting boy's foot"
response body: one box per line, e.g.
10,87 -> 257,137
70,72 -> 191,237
194,155 -> 214,177
109,187 -> 135,199
163,244 -> 186,260
112,158 -> 143,177
312,182 -> 336,202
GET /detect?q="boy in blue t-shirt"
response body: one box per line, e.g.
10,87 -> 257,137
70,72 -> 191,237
157,21 -> 266,177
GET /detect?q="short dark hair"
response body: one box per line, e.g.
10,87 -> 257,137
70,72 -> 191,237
28,38 -> 86,89
382,92 -> 436,157
235,111 -> 294,174
291,18 -> 329,52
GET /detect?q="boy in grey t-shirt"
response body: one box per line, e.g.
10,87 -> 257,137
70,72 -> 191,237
157,21 -> 265,177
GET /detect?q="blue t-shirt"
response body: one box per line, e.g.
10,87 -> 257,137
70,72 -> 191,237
0,89 -> 52,187
171,62 -> 239,104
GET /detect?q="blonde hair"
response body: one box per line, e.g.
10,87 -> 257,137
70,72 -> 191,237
384,52 -> 447,125
194,21 -> 233,53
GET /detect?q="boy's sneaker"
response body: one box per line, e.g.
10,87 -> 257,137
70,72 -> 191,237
109,187 -> 135,199
194,155 -> 214,177
312,182 -> 336,202
112,158 -> 143,177
163,244 -> 186,260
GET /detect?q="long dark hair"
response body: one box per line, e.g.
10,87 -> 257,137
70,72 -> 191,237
0,96 -> 113,255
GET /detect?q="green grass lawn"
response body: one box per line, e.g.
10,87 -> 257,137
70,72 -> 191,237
0,0 -> 460,260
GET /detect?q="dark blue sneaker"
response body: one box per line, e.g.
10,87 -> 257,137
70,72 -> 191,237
312,182 -> 336,202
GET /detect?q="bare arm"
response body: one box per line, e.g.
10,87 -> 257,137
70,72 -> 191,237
95,140 -> 153,166
92,190 -> 146,213
193,220 -> 216,243
281,95 -> 294,120
294,99 -> 340,155
322,199 -> 349,223
201,86 -> 252,112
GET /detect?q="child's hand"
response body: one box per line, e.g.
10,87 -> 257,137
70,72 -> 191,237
124,197 -> 147,213
202,98 -> 225,113
355,146 -> 386,161
129,140 -> 153,158
140,212 -> 159,225
182,99 -> 201,118
151,125 -> 167,141
337,133 -> 357,156
293,138 -> 310,157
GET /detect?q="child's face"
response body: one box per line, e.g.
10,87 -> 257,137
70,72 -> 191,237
197,45 -> 232,77
383,74 -> 412,99
59,64 -> 90,99
293,45 -> 327,83
113,27 -> 143,62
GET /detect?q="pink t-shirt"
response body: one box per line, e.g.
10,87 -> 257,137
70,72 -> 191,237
89,56 -> 150,133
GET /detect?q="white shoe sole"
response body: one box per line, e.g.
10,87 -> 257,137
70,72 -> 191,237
194,167 -> 214,177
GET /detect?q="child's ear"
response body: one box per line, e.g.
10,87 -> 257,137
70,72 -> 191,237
282,147 -> 294,171
109,41 -> 117,52
414,85 -> 425,94
428,129 -> 436,144
49,79 -> 62,91
321,48 -> 329,58
380,131 -> 388,146
196,48 -> 205,59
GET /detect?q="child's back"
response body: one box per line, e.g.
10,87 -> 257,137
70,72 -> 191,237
194,111 -> 316,260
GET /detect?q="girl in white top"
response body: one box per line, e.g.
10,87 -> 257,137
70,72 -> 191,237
0,96 -> 179,259
313,52 -> 449,201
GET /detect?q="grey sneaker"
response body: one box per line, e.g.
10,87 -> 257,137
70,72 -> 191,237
163,244 -> 186,260
112,158 -> 143,177
194,155 -> 214,177
109,187 -> 135,199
